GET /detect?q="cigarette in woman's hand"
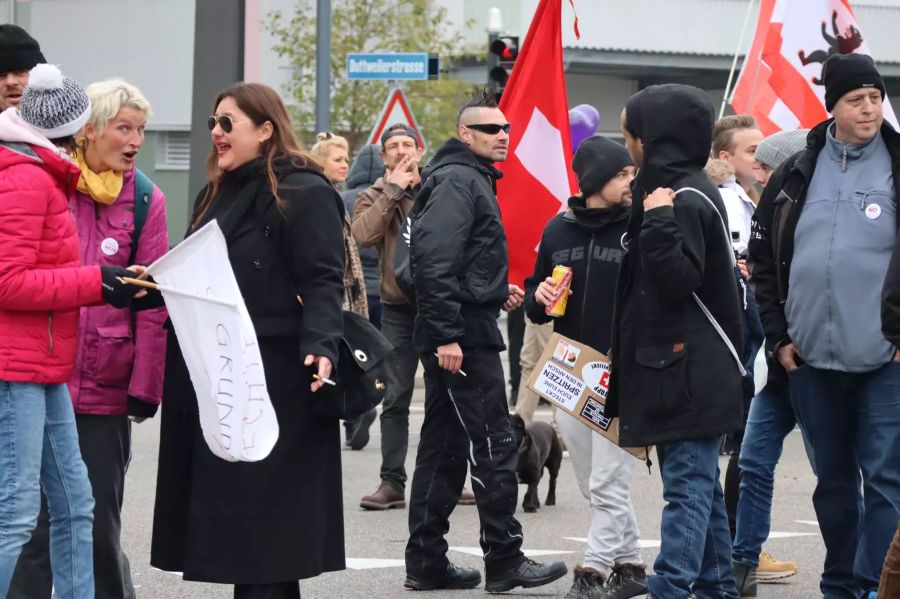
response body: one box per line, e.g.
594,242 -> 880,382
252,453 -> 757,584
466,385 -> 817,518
313,374 -> 337,386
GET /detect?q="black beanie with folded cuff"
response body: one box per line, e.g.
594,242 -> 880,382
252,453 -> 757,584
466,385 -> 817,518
572,135 -> 634,198
0,25 -> 45,75
823,53 -> 885,112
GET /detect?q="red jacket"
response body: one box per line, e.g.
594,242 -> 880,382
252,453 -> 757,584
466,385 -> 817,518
0,112 -> 103,384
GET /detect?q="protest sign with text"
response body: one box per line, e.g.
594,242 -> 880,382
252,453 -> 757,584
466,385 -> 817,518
148,220 -> 279,462
527,333 -> 648,460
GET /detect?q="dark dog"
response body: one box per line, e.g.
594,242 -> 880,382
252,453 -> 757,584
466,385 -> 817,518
510,414 -> 562,513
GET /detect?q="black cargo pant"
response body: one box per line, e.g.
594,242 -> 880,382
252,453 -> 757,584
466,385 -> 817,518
8,414 -> 134,599
379,304 -> 420,491
406,348 -> 524,579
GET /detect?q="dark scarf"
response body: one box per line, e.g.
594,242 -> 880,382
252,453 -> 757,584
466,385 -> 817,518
567,195 -> 630,231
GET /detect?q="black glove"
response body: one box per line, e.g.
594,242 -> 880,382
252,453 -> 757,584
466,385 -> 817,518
132,275 -> 166,311
100,266 -> 138,308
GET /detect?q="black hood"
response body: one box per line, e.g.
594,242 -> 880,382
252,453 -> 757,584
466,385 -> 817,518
345,144 -> 385,189
629,84 -> 715,194
421,138 -> 503,182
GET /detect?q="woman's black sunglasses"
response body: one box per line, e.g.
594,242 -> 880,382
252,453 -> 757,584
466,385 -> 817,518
465,123 -> 511,135
208,115 -> 236,133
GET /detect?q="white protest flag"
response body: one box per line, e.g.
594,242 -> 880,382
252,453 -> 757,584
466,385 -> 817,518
147,220 -> 279,462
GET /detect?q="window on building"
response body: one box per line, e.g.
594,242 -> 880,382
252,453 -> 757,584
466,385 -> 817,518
155,131 -> 191,171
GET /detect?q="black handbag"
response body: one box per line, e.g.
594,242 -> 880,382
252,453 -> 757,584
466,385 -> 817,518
312,310 -> 393,421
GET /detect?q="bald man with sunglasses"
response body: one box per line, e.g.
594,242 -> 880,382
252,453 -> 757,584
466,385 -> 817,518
403,88 -> 567,593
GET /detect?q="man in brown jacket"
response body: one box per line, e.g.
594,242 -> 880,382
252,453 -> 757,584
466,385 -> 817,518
354,124 -> 476,509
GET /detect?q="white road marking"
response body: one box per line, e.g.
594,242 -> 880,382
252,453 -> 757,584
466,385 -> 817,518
345,558 -> 406,570
795,520 -> 820,527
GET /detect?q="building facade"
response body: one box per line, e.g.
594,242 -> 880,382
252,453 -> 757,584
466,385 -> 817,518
4,0 -> 900,241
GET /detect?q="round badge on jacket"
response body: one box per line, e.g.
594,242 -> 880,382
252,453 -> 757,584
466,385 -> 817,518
865,203 -> 882,220
100,237 -> 120,256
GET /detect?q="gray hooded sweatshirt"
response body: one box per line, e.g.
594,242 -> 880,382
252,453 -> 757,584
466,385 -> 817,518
786,124 -> 896,372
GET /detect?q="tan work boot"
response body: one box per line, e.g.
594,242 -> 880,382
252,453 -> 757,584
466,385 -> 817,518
360,483 -> 406,510
757,551 -> 798,581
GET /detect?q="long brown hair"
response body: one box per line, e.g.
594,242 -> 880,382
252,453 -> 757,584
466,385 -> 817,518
191,82 -> 320,229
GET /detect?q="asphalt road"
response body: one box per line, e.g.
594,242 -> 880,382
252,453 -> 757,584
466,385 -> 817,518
122,399 -> 825,598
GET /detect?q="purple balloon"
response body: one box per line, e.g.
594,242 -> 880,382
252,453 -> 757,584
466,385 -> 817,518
574,104 -> 600,130
568,104 -> 600,152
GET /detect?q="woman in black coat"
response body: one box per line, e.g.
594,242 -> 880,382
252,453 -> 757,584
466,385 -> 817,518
150,83 -> 346,599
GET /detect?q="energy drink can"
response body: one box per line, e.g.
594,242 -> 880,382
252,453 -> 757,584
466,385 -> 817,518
545,265 -> 573,317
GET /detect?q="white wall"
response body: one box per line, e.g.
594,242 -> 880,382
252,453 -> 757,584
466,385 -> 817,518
25,0 -> 196,130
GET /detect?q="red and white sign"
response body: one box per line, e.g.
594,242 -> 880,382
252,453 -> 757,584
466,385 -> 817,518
731,0 -> 897,135
496,0 -> 580,288
366,88 -> 426,154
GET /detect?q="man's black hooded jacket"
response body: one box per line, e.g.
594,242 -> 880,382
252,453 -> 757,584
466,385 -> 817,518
607,84 -> 745,448
410,138 -> 509,352
523,198 -> 628,352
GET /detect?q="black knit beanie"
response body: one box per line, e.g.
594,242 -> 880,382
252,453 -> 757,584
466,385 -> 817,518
823,53 -> 885,112
0,25 -> 44,75
572,136 -> 634,197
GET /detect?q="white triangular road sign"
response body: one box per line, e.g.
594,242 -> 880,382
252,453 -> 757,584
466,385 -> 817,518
367,88 -> 426,154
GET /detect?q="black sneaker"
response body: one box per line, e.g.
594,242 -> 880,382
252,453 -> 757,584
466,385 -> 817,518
601,563 -> 647,599
565,565 -> 606,598
349,408 -> 377,450
485,557 -> 568,593
733,563 -> 758,598
404,563 -> 482,591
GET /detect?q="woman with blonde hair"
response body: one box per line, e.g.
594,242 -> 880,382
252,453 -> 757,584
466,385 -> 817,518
310,131 -> 350,186
150,83 -> 345,599
311,131 -> 371,446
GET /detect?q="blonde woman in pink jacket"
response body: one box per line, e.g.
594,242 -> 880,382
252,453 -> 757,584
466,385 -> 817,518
8,79 -> 168,599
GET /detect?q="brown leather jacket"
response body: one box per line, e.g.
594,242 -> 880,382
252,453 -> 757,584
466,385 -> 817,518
351,177 -> 415,305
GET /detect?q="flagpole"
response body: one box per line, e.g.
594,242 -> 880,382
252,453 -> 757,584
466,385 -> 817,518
121,277 -> 239,308
719,0 -> 758,119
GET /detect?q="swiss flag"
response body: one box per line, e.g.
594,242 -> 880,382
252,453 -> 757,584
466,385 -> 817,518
731,0 -> 897,135
497,0 -> 579,288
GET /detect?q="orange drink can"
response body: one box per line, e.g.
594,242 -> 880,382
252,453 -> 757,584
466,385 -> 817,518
545,265 -> 573,317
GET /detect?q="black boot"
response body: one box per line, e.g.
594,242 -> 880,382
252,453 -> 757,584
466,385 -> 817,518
733,563 -> 758,598
485,557 -> 567,593
600,563 -> 648,599
404,562 -> 481,591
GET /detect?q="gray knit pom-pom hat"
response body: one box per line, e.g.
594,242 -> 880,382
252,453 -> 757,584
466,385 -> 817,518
18,63 -> 90,139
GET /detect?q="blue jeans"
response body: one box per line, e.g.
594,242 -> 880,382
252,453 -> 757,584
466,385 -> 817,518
651,438 -> 738,599
0,381 -> 94,598
733,384 -> 819,567
789,362 -> 900,598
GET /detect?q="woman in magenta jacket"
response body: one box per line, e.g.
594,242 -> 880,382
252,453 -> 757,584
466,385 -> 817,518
0,65 -> 139,599
6,78 -> 169,599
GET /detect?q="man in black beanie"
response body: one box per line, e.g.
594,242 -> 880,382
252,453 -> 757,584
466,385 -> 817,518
0,25 -> 45,111
523,136 -> 647,599
749,50 -> 900,598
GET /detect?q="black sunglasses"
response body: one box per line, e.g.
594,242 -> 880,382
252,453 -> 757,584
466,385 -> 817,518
208,115 -> 237,133
465,122 -> 511,135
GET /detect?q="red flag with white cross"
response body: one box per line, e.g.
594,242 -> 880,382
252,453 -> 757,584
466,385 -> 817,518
497,0 -> 580,288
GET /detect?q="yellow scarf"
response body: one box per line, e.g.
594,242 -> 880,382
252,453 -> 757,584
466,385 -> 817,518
74,146 -> 123,205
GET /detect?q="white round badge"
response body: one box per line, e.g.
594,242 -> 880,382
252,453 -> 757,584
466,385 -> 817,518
100,237 -> 119,256
866,203 -> 882,220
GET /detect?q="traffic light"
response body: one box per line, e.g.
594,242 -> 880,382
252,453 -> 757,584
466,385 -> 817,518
488,36 -> 518,101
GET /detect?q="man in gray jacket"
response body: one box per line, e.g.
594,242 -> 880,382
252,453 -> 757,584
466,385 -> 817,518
749,53 -> 900,598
